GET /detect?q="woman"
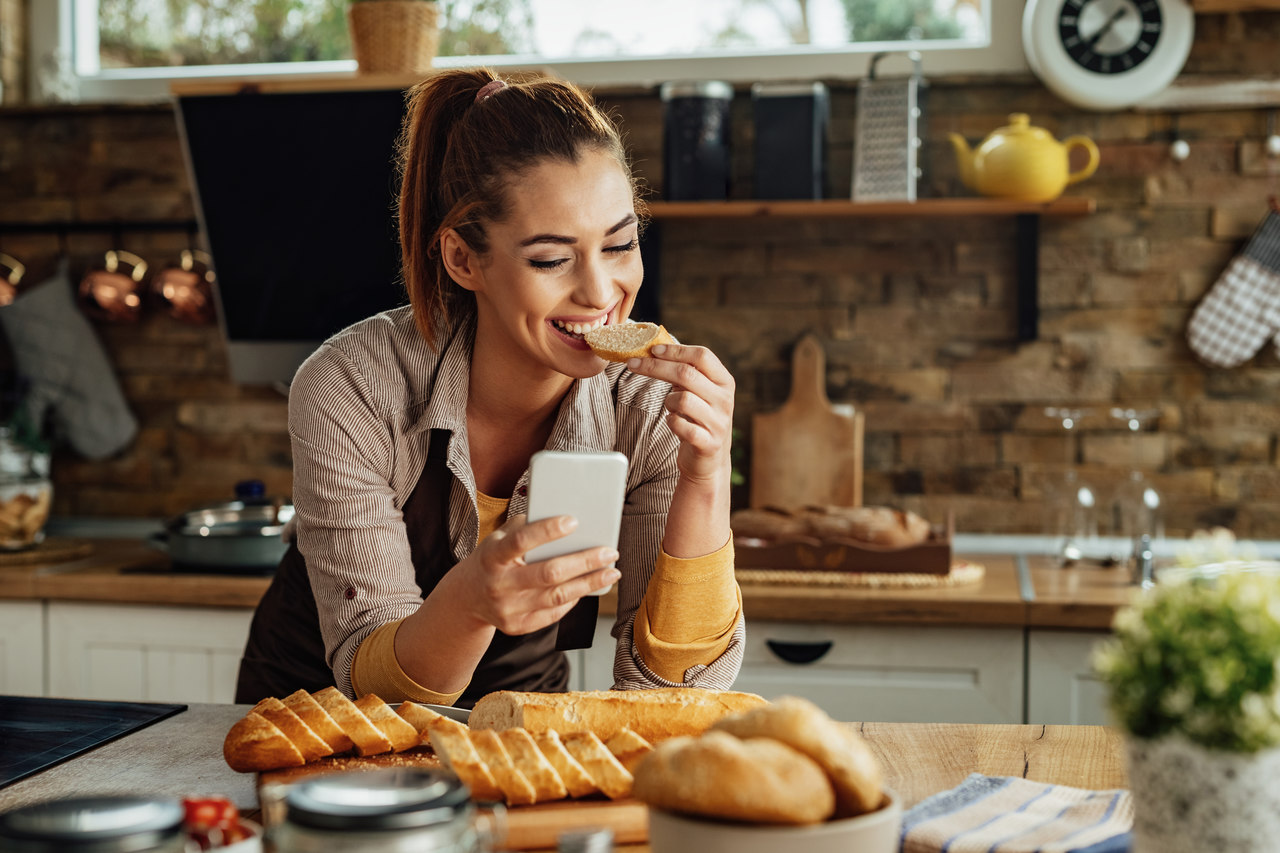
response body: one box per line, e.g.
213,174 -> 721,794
235,69 -> 744,707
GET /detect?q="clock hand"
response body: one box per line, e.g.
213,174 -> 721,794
1085,6 -> 1128,51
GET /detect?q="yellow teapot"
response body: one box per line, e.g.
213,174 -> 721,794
948,114 -> 1099,203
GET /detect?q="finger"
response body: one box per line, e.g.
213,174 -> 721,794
534,546 -> 621,588
663,389 -> 725,435
642,343 -> 735,388
541,565 -> 622,610
629,356 -> 725,401
666,411 -> 716,451
491,514 -> 578,564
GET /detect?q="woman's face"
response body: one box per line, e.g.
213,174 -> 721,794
464,148 -> 642,380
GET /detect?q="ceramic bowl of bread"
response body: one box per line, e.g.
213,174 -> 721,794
632,696 -> 901,853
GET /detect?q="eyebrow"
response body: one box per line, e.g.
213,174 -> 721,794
519,213 -> 638,247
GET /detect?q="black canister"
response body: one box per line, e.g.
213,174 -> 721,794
660,81 -> 733,201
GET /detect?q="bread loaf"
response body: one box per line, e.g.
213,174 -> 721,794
733,504 -> 932,548
584,322 -> 674,362
469,687 -> 768,744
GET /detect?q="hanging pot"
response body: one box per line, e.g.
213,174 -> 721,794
151,249 -> 216,325
79,250 -> 147,323
148,496 -> 294,574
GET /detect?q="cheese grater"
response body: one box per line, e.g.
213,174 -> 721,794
853,51 -> 928,202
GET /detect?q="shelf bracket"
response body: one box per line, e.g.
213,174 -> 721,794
1015,214 -> 1039,342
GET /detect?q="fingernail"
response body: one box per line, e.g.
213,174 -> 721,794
626,357 -> 641,370
561,516 -> 579,531
605,569 -> 622,583
603,549 -> 620,563
650,345 -> 666,356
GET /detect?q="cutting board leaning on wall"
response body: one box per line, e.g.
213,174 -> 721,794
750,334 -> 864,511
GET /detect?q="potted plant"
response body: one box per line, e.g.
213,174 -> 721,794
347,0 -> 441,75
1093,563 -> 1280,852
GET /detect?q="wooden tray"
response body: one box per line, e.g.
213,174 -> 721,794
735,513 -> 954,575
257,748 -> 649,850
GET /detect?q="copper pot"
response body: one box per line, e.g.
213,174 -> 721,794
151,249 -> 216,325
79,249 -> 147,323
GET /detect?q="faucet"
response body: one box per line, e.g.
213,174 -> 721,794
1132,534 -> 1156,589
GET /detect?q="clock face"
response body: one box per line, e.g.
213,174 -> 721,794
1058,0 -> 1162,75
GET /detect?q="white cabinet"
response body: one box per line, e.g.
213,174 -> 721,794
0,600 -> 45,696
1026,629 -> 1111,726
47,602 -> 254,703
736,622 -> 1025,724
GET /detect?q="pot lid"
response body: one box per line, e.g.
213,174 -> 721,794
167,499 -> 294,537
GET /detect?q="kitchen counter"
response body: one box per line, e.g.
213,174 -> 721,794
1,701 -> 1128,848
0,538 -> 1141,629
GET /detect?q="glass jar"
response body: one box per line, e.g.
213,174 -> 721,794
0,795 -> 187,853
0,426 -> 52,551
274,768 -> 503,853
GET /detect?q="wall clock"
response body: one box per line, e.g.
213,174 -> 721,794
1022,0 -> 1195,111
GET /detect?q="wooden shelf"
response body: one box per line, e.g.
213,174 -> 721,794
646,197 -> 1096,219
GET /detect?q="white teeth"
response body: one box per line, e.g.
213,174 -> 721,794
554,318 -> 606,335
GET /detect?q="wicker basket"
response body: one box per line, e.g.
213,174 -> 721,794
347,0 -> 441,75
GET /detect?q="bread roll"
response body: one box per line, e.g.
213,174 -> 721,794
469,687 -> 768,744
710,695 -> 883,817
632,730 -> 835,825
584,322 -> 674,362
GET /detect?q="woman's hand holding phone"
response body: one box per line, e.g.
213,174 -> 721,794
457,513 -> 620,636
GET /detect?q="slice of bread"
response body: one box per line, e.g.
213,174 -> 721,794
313,686 -> 393,757
531,730 -> 598,799
584,322 -> 674,363
251,697 -> 332,762
223,712 -> 305,773
499,728 -> 569,803
283,688 -> 353,755
470,729 -> 537,806
561,731 -> 634,800
396,700 -> 447,743
426,717 -> 504,802
355,694 -> 420,752
604,727 -> 654,774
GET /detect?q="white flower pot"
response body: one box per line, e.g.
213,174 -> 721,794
1127,735 -> 1280,852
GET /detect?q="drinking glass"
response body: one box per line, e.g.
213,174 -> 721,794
1111,407 -> 1164,572
1044,407 -> 1099,566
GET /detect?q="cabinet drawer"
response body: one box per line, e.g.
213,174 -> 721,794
0,600 -> 45,696
737,622 -> 1024,725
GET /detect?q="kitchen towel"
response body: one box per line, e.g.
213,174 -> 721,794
0,259 -> 138,459
1186,208 -> 1280,368
900,773 -> 1132,853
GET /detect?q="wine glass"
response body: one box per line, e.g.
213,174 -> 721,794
1111,407 -> 1164,573
1044,407 -> 1099,566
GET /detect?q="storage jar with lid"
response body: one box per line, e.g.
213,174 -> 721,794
0,425 -> 52,551
0,795 -> 187,853
274,767 -> 502,853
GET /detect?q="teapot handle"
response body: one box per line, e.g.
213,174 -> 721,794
1064,136 -> 1100,185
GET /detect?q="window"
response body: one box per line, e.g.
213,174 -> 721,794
30,0 -> 1027,103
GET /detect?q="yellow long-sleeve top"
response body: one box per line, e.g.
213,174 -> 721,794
350,491 -> 740,704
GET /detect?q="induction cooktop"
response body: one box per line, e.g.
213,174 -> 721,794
0,696 -> 186,788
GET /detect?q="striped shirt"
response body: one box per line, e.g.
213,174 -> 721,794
288,305 -> 745,698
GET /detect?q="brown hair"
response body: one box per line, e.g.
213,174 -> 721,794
396,68 -> 643,349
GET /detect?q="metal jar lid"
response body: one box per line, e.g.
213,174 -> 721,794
0,796 -> 185,853
660,80 -> 733,101
284,768 -> 472,832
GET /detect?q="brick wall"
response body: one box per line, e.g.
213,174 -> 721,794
2,12 -> 1279,537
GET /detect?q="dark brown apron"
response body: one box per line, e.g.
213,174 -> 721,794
235,429 -> 598,707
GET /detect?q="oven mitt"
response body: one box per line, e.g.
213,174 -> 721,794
0,259 -> 138,459
1186,209 -> 1280,368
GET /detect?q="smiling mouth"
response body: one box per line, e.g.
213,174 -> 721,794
551,316 -> 607,340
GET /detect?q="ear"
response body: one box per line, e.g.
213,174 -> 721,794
440,228 -> 483,293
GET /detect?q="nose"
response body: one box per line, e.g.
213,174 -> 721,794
573,255 -> 614,309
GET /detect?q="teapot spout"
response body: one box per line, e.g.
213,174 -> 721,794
948,133 -> 976,191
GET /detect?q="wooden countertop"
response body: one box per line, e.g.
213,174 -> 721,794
2,702 -> 1128,847
0,539 -> 1140,629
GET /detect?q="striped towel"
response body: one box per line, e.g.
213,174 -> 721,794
900,774 -> 1132,853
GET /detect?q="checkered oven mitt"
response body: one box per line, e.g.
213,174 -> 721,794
1187,209 -> 1280,368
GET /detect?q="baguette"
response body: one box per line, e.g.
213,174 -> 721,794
283,688 -> 353,754
471,729 -> 537,806
313,687 -> 392,756
426,716 -> 504,802
396,700 -> 446,743
604,727 -> 653,774
499,728 -> 569,803
561,732 -> 634,800
355,694 -> 420,752
583,322 -> 674,363
251,696 -> 332,763
469,687 -> 768,744
223,712 -> 304,773
531,730 -> 598,798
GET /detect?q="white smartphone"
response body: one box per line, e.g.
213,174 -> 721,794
523,450 -> 628,595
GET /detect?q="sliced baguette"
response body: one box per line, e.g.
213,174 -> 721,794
283,688 -> 354,755
583,322 -> 674,363
251,697 -> 332,763
355,694 -> 421,752
223,712 -> 305,773
470,729 -> 537,806
499,728 -> 569,803
313,686 -> 393,756
604,727 -> 653,774
396,700 -> 447,743
531,730 -> 598,799
561,731 -> 634,800
426,717 -> 504,802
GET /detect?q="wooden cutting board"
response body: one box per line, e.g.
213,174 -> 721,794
256,750 -> 649,850
750,334 -> 863,511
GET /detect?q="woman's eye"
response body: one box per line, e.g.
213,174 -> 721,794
604,239 -> 638,255
528,258 -> 569,270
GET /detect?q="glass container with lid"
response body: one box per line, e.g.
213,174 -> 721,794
0,795 -> 186,853
0,424 -> 52,551
274,767 -> 503,853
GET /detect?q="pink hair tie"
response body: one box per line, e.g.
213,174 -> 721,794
475,80 -> 507,103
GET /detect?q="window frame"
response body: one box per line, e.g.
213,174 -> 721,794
29,0 -> 1029,103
